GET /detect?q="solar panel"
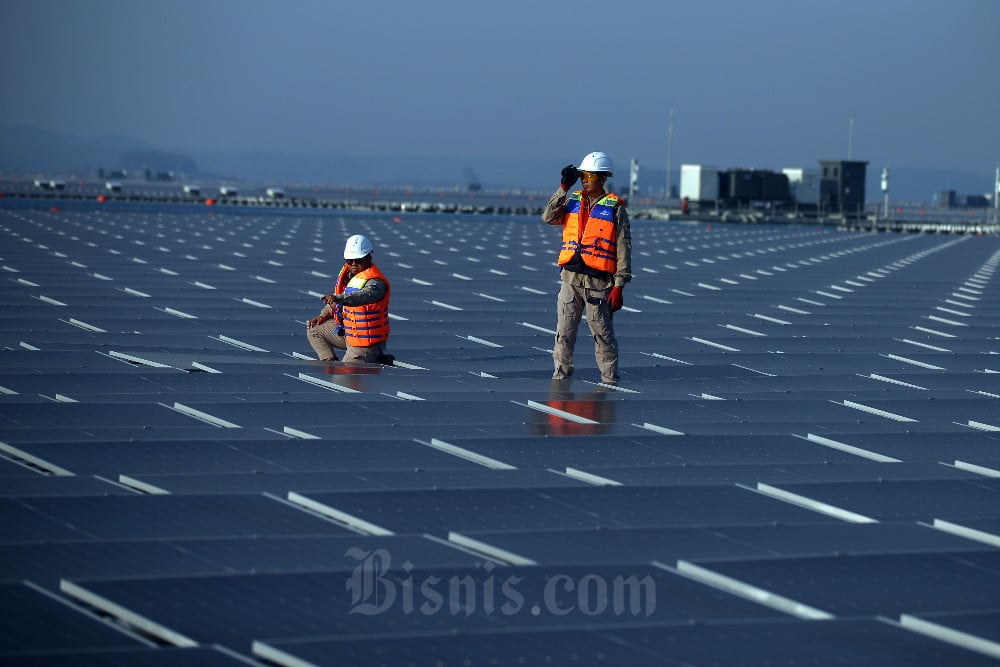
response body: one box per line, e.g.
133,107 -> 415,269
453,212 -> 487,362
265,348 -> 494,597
0,583 -> 143,653
462,521 -> 996,567
759,478 -> 1000,522
255,618 -> 1000,667
1,535 -> 483,588
566,460 -> 983,486
901,609 -> 1000,658
0,474 -> 135,497
2,494 -> 352,541
0,646 -> 260,667
60,565 -> 785,651
290,485 -> 841,535
118,468 -> 585,495
686,551 -> 1000,616
429,433 -> 869,468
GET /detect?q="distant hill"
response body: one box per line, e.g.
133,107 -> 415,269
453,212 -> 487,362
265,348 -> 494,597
0,125 -> 197,179
0,125 -> 144,174
1,125 -> 993,203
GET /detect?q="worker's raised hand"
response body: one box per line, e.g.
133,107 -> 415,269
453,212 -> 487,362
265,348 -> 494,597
560,164 -> 579,190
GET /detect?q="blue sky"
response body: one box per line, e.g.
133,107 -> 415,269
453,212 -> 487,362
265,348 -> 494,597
2,0 -> 997,182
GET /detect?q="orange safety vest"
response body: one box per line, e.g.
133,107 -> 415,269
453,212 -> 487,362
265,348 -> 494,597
557,191 -> 620,274
333,263 -> 391,346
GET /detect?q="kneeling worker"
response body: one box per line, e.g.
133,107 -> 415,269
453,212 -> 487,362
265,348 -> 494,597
306,234 -> 393,365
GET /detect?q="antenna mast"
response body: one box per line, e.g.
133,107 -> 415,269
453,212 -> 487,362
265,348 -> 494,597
665,107 -> 674,207
848,117 -> 854,160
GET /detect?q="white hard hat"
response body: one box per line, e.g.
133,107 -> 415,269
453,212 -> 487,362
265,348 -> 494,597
344,234 -> 373,260
577,151 -> 614,176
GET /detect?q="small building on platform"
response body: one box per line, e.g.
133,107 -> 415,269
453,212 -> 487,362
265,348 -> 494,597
819,160 -> 868,217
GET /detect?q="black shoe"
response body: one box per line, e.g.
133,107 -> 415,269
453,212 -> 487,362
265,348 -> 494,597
376,353 -> 395,366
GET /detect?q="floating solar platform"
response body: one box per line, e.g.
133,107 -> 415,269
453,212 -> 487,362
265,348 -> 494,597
2,203 -> 1000,664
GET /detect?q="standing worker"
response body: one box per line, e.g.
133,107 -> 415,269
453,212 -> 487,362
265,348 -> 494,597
542,151 -> 632,383
306,234 -> 394,365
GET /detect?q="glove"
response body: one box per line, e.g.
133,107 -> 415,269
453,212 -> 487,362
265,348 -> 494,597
560,164 -> 579,190
608,286 -> 623,312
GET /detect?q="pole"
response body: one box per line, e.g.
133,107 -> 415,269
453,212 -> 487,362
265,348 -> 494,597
881,166 -> 889,220
848,117 -> 854,160
995,164 -> 999,224
666,107 -> 674,208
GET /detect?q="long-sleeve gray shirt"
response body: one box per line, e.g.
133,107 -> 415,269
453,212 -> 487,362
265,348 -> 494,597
542,186 -> 632,290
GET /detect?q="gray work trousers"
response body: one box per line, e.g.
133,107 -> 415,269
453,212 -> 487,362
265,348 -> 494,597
552,281 -> 619,383
306,322 -> 385,363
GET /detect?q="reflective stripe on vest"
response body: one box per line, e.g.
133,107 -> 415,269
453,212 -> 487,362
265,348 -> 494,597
334,264 -> 391,346
557,191 -> 619,274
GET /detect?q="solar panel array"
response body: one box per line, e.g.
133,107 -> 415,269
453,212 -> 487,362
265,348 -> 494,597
1,200 -> 999,666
